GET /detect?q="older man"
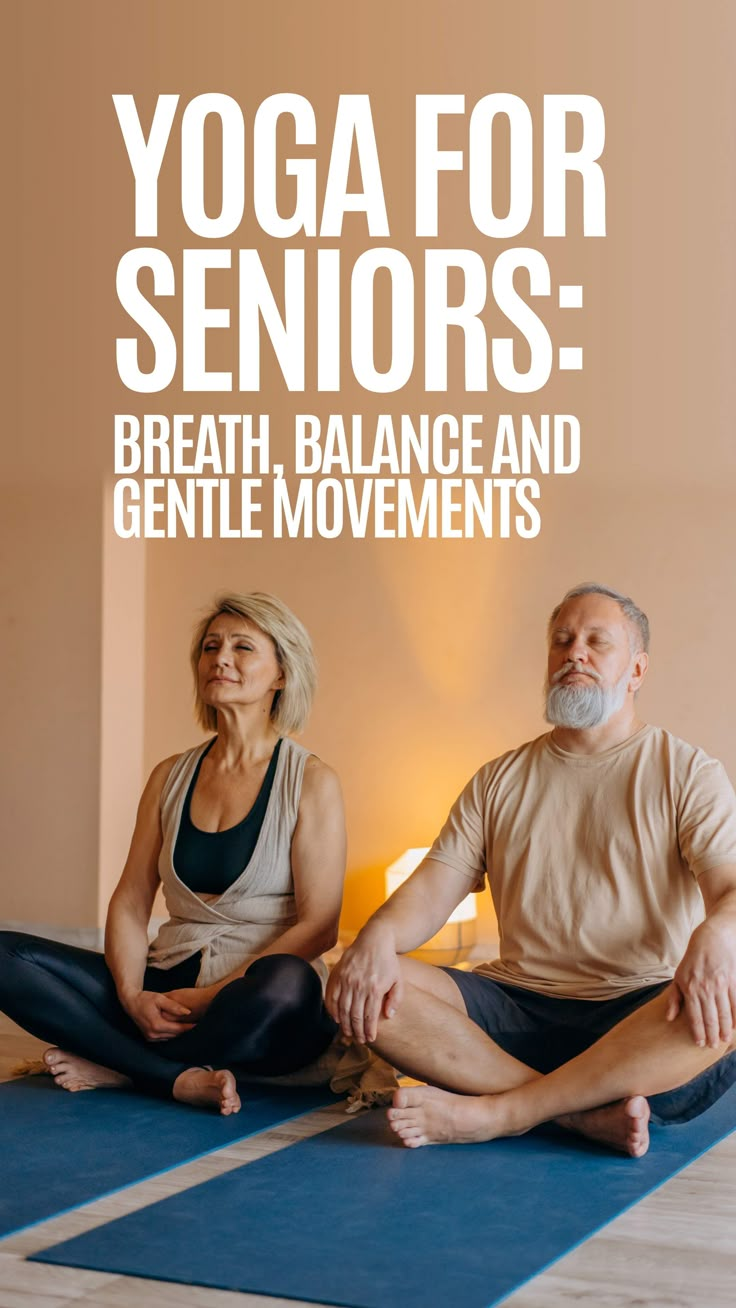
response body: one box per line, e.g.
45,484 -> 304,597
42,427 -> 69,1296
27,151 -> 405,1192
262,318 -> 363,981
326,583 -> 736,1156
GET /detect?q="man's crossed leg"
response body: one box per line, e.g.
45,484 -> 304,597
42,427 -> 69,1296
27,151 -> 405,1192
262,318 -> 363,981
366,958 -> 736,1157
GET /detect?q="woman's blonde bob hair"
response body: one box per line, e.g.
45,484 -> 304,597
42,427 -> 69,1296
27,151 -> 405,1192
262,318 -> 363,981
191,592 -> 317,736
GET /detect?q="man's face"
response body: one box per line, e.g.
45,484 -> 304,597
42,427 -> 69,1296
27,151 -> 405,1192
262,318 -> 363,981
545,594 -> 646,729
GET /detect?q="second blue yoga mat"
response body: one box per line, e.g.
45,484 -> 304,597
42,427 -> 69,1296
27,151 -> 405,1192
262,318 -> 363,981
0,1075 -> 338,1239
34,1086 -> 736,1308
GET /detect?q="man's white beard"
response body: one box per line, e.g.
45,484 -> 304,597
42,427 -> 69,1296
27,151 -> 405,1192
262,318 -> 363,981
544,664 -> 632,729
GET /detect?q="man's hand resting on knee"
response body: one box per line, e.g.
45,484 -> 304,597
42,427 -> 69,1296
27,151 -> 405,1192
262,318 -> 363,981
326,923 -> 403,1044
665,865 -> 736,1049
327,855 -> 477,1044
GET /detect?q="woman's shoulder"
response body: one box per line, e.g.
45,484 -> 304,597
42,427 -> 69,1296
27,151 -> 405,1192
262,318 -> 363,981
297,749 -> 343,807
145,741 -> 213,804
276,736 -> 342,803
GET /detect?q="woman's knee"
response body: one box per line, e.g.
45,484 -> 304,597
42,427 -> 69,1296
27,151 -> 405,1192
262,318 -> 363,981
0,932 -> 60,1006
0,931 -> 113,999
0,930 -> 44,965
246,954 -> 323,1010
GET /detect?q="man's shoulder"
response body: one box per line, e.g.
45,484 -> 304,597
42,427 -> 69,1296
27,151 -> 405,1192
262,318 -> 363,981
472,734 -> 551,786
640,724 -> 724,770
632,726 -> 736,811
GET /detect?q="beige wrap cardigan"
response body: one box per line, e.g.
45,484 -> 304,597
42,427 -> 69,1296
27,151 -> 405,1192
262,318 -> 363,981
148,735 -> 326,988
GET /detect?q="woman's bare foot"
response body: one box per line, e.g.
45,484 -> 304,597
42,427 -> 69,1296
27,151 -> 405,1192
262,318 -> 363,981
172,1067 -> 241,1115
387,1085 -> 651,1158
43,1048 -> 131,1092
557,1095 -> 651,1158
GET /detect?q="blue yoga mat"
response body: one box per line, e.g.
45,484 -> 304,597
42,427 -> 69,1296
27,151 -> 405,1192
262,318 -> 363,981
0,1075 -> 338,1239
34,1086 -> 736,1308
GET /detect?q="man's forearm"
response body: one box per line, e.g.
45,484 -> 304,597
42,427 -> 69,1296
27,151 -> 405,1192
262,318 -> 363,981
704,887 -> 736,934
362,899 -> 437,955
359,858 -> 473,955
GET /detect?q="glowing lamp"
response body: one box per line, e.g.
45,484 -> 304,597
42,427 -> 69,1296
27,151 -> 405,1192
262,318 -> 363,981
385,847 -> 478,925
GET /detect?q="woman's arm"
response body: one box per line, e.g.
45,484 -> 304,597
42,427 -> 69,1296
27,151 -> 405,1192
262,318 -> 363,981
258,755 -> 347,959
167,756 -> 347,1011
105,756 -> 194,1039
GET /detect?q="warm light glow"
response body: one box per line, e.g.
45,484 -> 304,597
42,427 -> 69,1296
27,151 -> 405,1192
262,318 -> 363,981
385,847 -> 478,924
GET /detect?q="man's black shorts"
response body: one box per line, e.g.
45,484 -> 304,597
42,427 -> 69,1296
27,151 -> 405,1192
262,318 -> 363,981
440,968 -> 736,1125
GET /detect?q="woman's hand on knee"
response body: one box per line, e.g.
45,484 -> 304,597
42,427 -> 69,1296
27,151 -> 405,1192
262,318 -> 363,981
163,986 -> 214,1023
123,990 -> 195,1041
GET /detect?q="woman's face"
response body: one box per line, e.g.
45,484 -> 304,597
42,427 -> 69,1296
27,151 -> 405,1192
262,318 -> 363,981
198,613 -> 284,716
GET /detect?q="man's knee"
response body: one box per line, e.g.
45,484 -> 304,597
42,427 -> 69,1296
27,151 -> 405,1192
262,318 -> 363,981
397,957 -> 469,1014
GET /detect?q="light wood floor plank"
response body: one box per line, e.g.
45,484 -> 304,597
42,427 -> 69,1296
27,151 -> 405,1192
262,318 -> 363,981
85,1273 -> 305,1306
0,1250 -> 114,1300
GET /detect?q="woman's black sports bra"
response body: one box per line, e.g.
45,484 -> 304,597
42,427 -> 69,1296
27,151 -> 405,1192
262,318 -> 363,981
173,737 -> 283,895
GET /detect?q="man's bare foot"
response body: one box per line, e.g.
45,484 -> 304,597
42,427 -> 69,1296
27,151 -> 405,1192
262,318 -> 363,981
387,1085 -> 651,1158
172,1067 -> 241,1115
557,1095 -> 650,1158
43,1048 -> 130,1092
387,1085 -> 501,1147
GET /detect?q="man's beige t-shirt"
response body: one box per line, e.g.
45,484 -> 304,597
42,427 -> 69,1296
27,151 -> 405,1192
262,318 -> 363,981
429,725 -> 736,999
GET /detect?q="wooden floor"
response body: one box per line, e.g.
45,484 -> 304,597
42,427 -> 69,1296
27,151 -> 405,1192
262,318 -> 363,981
1,1013 -> 735,1308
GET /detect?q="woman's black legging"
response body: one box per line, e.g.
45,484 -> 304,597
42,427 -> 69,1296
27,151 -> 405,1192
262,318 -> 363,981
0,930 -> 337,1098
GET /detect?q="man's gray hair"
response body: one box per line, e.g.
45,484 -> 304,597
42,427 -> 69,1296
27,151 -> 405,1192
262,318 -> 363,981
548,583 -> 650,653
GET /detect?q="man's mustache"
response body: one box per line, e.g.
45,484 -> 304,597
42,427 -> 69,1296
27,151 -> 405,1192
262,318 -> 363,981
550,661 -> 602,686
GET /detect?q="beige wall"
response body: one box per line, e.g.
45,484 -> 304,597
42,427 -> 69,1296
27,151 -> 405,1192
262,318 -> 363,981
0,486 -> 103,926
98,499 -> 146,922
3,2 -> 736,930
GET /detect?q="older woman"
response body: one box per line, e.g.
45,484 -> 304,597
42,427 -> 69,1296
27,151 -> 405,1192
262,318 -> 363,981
0,593 -> 345,1114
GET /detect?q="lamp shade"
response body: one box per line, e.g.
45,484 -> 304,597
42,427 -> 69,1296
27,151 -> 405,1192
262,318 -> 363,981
385,848 -> 478,925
